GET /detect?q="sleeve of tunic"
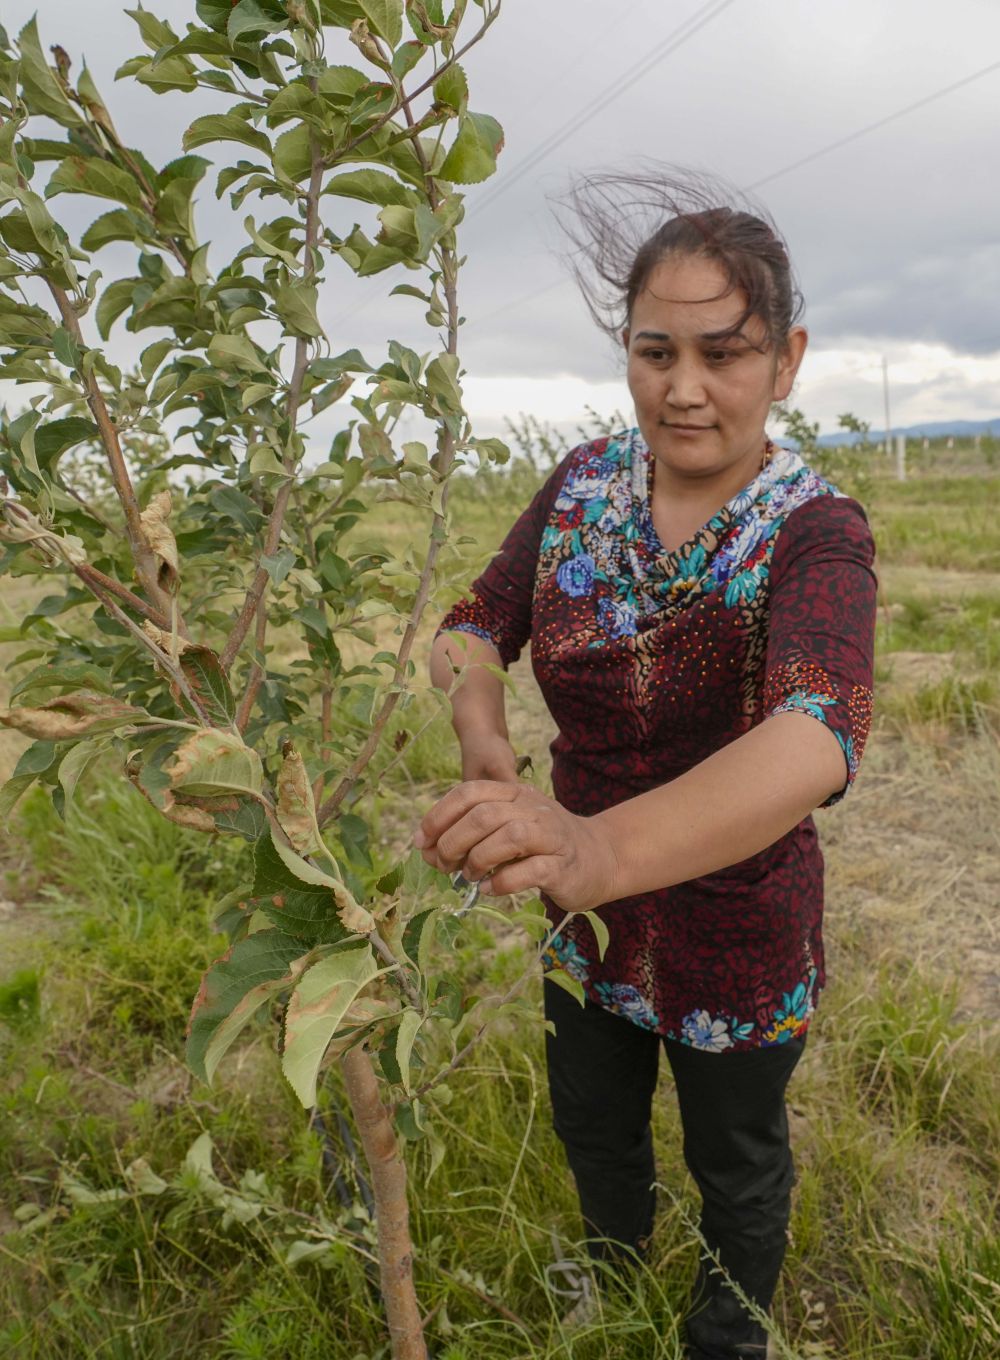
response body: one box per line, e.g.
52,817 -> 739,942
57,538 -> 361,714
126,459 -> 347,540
762,495 -> 877,804
436,454 -> 573,668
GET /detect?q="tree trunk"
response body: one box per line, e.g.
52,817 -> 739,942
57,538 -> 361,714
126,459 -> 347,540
340,1046 -> 427,1360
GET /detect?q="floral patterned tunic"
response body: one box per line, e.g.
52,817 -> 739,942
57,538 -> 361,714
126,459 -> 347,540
438,428 -> 877,1052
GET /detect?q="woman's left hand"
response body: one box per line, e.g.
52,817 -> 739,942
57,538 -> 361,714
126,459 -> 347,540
413,781 -> 620,912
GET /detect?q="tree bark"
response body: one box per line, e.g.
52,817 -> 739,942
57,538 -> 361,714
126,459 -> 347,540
340,1047 -> 427,1360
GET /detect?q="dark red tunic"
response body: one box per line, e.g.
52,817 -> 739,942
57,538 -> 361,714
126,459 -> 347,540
438,429 -> 877,1051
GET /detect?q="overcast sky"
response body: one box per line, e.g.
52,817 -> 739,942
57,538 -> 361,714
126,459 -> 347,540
5,0 -> 1000,442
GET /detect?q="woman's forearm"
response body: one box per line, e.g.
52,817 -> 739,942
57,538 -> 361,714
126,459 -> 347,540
430,630 -> 509,740
593,711 -> 848,901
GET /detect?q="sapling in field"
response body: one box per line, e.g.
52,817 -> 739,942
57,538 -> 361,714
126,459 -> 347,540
0,6 -> 582,1355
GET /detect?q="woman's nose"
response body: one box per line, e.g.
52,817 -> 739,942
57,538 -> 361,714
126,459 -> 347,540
665,357 -> 708,408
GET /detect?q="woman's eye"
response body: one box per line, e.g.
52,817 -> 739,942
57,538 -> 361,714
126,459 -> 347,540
706,350 -> 738,364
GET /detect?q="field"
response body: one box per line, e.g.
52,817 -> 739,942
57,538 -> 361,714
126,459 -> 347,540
1,439 -> 998,1358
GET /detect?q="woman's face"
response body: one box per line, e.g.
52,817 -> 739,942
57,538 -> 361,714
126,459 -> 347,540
624,252 -> 807,491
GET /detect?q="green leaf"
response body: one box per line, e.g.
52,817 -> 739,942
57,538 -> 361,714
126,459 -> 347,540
581,910 -> 610,962
32,418 -> 100,471
0,739 -> 60,818
260,547 -> 297,583
439,111 -> 504,185
323,168 -> 412,207
178,646 -> 236,725
544,969 -> 586,1006
391,40 -> 424,80
186,929 -> 308,1083
400,906 -> 439,975
250,832 -> 351,945
96,278 -> 138,340
282,946 -> 380,1106
433,63 -> 467,113
382,1008 -> 423,1092
209,485 -> 264,534
51,327 -> 80,369
183,113 -> 271,158
46,157 -> 144,209
358,0 -> 403,47
272,124 -> 312,183
16,17 -> 85,128
424,352 -> 462,414
80,208 -> 152,251
228,0 -> 291,42
207,332 -> 268,373
273,282 -> 322,339
165,729 -> 264,800
58,736 -> 110,809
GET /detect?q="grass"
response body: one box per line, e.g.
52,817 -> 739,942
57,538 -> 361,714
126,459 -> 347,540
1,442 -> 999,1357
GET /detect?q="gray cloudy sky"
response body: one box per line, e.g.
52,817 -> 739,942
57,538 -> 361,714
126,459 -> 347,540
5,0 -> 1000,438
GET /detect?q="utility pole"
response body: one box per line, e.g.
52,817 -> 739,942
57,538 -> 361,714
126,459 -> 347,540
881,355 -> 892,458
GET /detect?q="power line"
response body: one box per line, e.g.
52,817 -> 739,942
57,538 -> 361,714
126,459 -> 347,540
468,0 -> 740,219
467,57 -> 1000,334
747,58 -> 1000,190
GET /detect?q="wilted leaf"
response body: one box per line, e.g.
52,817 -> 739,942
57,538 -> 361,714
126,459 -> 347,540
0,693 -> 148,741
165,729 -> 264,800
439,111 -> 504,185
281,946 -> 380,1106
186,928 -> 308,1083
139,490 -> 179,593
276,747 -> 323,856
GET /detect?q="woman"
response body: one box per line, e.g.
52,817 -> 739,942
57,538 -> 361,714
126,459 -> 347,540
414,174 -> 877,1359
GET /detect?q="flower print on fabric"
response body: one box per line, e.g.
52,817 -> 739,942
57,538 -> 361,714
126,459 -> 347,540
541,931 -> 590,983
761,970 -> 818,1046
437,426 -> 877,1051
594,982 -> 660,1030
556,553 -> 596,598
597,595 -> 637,640
681,1009 -> 735,1052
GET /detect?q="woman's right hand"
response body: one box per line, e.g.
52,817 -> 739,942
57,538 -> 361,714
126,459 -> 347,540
460,731 -> 520,783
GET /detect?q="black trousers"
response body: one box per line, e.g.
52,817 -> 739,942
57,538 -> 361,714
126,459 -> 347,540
544,984 -> 806,1360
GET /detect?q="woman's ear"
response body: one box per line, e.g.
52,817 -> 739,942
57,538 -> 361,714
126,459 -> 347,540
772,326 -> 808,401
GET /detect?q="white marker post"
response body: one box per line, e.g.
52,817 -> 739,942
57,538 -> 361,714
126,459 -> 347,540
895,432 -> 906,482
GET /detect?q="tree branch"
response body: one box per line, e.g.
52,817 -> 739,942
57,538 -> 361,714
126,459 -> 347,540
221,109 -> 324,677
44,281 -> 180,627
408,913 -> 573,1105
73,562 -> 172,631
327,2 -> 502,166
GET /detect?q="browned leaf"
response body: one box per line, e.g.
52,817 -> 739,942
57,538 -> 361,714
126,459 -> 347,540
275,746 -> 322,855
139,490 -> 179,594
0,692 -> 147,740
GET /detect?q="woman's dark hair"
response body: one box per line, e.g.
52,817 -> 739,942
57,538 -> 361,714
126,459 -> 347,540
557,167 -> 804,351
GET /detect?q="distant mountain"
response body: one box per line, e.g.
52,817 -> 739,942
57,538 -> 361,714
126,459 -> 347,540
816,418 -> 1000,447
